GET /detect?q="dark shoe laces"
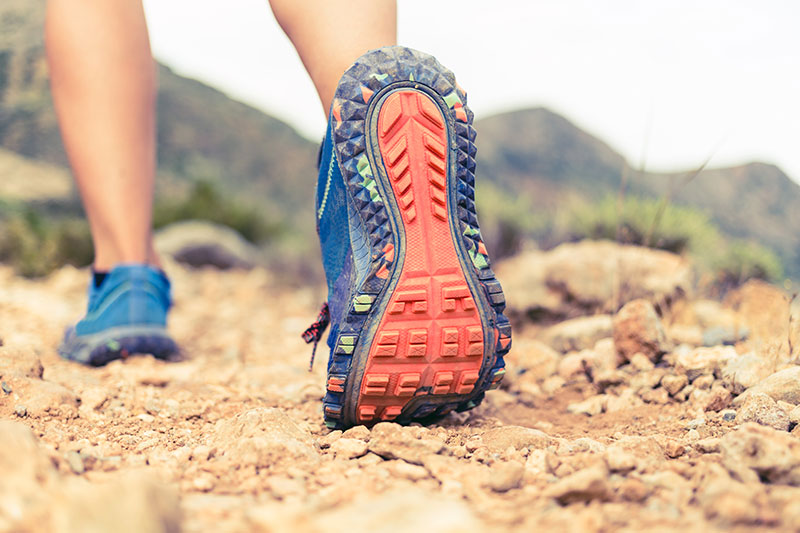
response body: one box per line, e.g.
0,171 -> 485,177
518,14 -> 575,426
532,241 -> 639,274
301,302 -> 330,371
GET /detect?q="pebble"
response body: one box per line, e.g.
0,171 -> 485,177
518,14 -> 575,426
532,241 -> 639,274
342,425 -> 370,441
661,374 -> 689,396
686,418 -> 706,430
696,438 -> 721,453
665,441 -> 685,458
14,404 -> 27,417
318,430 -> 343,449
544,464 -> 611,504
487,461 -> 524,492
1,381 -> 12,394
604,446 -> 636,473
330,438 -> 369,460
721,409 -> 737,422
64,451 -> 85,474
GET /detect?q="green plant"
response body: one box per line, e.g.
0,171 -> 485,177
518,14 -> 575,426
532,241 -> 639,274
152,180 -> 283,244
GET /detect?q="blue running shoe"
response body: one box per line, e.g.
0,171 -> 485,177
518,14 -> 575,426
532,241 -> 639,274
59,264 -> 178,366
305,46 -> 511,429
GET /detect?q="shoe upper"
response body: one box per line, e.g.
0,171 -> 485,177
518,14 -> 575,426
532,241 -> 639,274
315,118 -> 371,355
74,264 -> 173,336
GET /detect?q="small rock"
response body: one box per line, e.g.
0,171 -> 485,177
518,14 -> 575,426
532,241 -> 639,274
342,425 -> 371,441
192,473 -> 216,492
721,409 -> 737,422
1,381 -> 12,394
604,446 -> 636,473
693,374 -> 715,390
319,430 -> 342,449
487,460 -> 524,492
661,374 -> 689,396
567,395 -> 607,416
734,392 -> 791,431
137,413 -> 155,423
617,477 -> 650,502
14,404 -> 27,417
613,300 -> 669,363
541,315 -> 613,353
696,438 -> 721,453
558,352 -> 586,380
389,461 -> 429,481
65,451 -> 85,474
629,353 -> 655,372
675,346 -> 737,381
330,438 -> 369,460
704,386 -> 733,412
641,387 -> 670,405
686,418 -> 706,430
685,429 -> 700,442
465,438 -> 485,453
788,405 -> 800,425
190,445 -> 214,461
604,389 -> 642,413
544,464 -> 611,504
368,423 -> 444,465
506,340 -> 560,381
665,440 -> 685,458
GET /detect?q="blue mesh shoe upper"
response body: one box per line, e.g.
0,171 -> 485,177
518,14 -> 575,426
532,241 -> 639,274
315,118 -> 371,354
73,264 -> 172,336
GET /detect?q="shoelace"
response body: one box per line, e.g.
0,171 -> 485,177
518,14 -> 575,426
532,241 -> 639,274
301,302 -> 330,371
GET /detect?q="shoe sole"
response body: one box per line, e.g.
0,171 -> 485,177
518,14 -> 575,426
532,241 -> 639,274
58,325 -> 178,366
323,47 -> 511,428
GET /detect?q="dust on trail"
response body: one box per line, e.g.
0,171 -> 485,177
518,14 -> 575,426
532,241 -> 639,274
2,242 -> 800,532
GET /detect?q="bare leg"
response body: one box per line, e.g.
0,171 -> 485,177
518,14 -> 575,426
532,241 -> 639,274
46,0 -> 159,271
269,0 -> 397,114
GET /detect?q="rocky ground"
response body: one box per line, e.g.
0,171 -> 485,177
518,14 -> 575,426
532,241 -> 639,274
2,240 -> 800,532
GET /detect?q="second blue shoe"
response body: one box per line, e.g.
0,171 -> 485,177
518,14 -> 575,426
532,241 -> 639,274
59,264 -> 178,366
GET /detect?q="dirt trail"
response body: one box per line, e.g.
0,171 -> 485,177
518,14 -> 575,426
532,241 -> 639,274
2,258 -> 800,532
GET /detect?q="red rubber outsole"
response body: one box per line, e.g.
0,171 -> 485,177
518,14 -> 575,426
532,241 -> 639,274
353,90 -> 485,424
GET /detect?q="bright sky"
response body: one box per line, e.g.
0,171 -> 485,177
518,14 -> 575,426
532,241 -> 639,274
143,0 -> 800,182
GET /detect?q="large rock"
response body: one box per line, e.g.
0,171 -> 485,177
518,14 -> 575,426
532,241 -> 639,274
722,352 -> 778,394
540,315 -> 613,353
154,220 -> 260,269
211,408 -> 318,468
734,366 -> 800,406
720,423 -> 800,485
0,347 -> 43,379
0,376 -> 79,418
0,421 -> 57,531
613,299 -> 668,362
481,425 -> 552,453
725,280 -> 791,343
53,473 -> 181,533
496,240 -> 692,319
249,487 -> 485,532
734,393 -> 791,431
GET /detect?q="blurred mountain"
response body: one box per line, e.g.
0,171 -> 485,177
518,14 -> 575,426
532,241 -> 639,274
474,108 -> 800,278
1,0 -> 798,279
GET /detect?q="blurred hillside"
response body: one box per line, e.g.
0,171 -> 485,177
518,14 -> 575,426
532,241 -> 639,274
1,0 -> 798,284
